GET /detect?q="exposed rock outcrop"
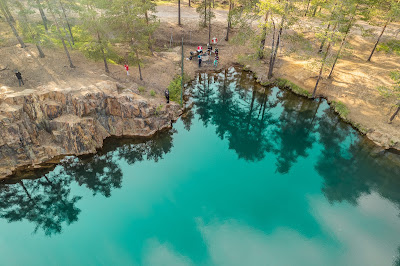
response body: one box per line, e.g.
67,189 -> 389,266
0,81 -> 182,179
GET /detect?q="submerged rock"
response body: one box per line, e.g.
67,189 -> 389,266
0,81 -> 182,179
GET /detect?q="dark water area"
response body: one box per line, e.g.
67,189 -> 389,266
1,67 -> 400,266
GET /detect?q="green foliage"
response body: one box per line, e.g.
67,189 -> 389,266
284,32 -> 313,55
237,53 -> 262,68
377,85 -> 394,98
231,21 -> 257,45
196,0 -> 215,27
377,40 -> 400,55
331,101 -> 350,119
359,26 -> 375,38
73,25 -> 121,63
167,74 -> 190,103
154,104 -> 164,116
138,86 -> 146,94
14,1 -> 49,47
168,75 -> 183,103
275,78 -> 312,97
150,89 -> 156,97
376,70 -> 400,100
353,122 -> 368,134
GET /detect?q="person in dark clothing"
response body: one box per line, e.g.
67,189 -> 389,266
198,54 -> 202,67
165,88 -> 170,103
215,47 -> 218,56
214,55 -> 219,67
14,70 -> 24,86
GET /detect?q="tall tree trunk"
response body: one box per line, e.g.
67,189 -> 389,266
268,3 -> 287,79
102,47 -> 109,73
59,0 -> 74,45
389,105 -> 400,123
58,11 -> 73,48
367,16 -> 391,62
328,7 -> 356,78
2,0 -> 14,23
178,0 -> 181,25
204,0 -> 207,26
0,2 -> 26,48
267,26 -> 282,79
319,2 -> 339,53
213,0 -> 215,8
225,0 -> 232,41
44,0 -> 75,68
144,9 -> 154,55
15,1 -> 44,56
268,22 -> 276,79
189,0 -> 191,7
36,43 -> 45,58
312,6 -> 317,16
35,0 -> 48,31
304,0 -> 311,16
328,30 -> 350,78
312,42 -> 332,97
97,31 -> 109,73
258,12 -> 269,59
135,50 -> 143,80
208,0 -> 211,44
318,23 -> 330,53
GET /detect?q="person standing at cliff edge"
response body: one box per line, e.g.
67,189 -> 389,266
124,64 -> 129,75
165,88 -> 170,103
14,70 -> 24,86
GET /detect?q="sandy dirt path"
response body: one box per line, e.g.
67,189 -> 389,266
1,4 -> 400,149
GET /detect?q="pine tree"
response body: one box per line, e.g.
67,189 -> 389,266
44,0 -> 75,68
32,0 -> 48,31
15,0 -> 46,57
0,0 -> 26,48
108,0 -> 158,80
79,0 -> 116,73
367,0 -> 400,61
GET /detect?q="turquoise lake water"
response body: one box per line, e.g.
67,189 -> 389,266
1,67 -> 400,266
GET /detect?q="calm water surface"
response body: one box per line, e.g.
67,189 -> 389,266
1,67 -> 400,266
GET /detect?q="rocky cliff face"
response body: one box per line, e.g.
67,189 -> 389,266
0,81 -> 182,179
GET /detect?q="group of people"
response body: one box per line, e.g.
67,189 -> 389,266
197,43 -> 219,68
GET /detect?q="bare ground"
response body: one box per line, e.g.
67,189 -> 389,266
1,4 -> 400,149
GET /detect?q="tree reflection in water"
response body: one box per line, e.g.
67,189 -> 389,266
189,67 -> 321,171
0,174 -> 80,236
0,131 -> 175,236
0,67 -> 399,238
189,67 -> 400,210
315,107 -> 400,208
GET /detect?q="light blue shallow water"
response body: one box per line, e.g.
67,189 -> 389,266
0,67 -> 400,266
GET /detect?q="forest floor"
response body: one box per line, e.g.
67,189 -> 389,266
1,3 -> 400,149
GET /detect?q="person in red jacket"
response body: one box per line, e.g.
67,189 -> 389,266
124,64 -> 129,75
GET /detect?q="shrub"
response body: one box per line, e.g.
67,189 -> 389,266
138,86 -> 146,94
376,71 -> 400,100
331,101 -> 350,119
150,90 -> 156,97
154,104 -> 164,116
167,74 -> 190,103
275,78 -> 311,97
377,40 -> 400,55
